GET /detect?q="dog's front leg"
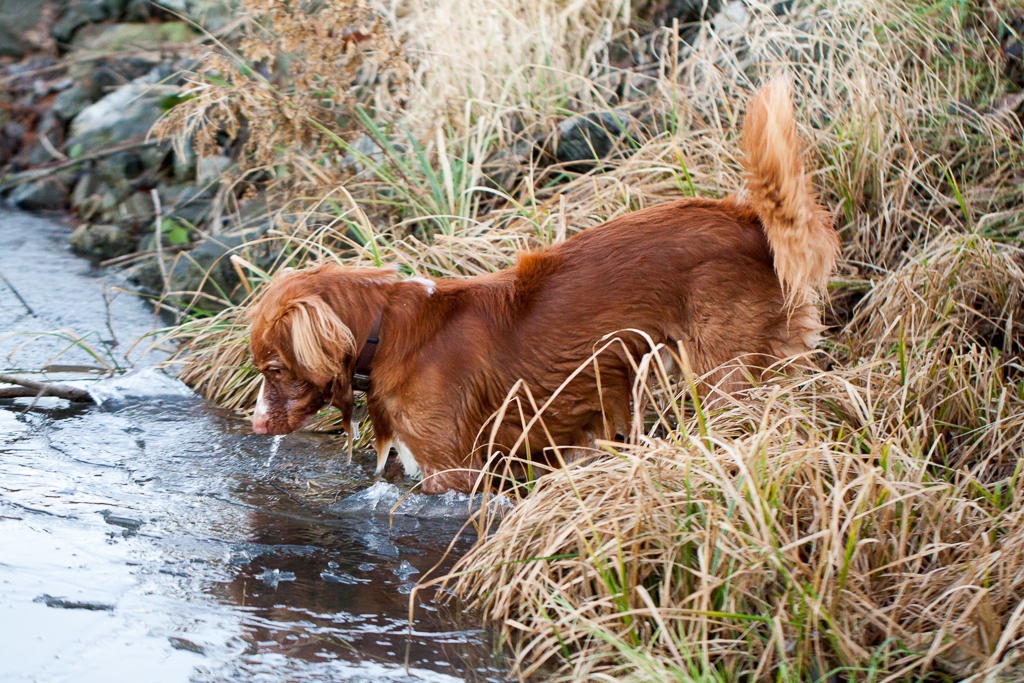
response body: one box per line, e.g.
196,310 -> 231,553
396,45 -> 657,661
330,388 -> 357,465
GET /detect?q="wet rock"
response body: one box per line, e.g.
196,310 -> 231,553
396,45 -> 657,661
34,594 -> 115,611
0,0 -> 53,58
7,179 -> 70,211
70,223 -> 138,259
168,637 -> 206,655
72,21 -> 200,52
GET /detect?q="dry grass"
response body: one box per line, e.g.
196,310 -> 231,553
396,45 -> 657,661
157,0 -> 1024,679
440,233 -> 1024,680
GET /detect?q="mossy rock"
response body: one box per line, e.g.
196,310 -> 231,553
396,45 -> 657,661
71,22 -> 200,52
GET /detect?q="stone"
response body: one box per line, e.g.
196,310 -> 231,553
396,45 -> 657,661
51,1 -> 111,45
52,84 -> 94,122
0,0 -> 53,58
131,224 -> 274,305
155,0 -> 234,32
94,151 -> 148,190
159,184 -> 214,225
71,172 -> 100,208
6,179 -> 70,211
711,0 -> 749,38
71,21 -> 200,52
26,111 -> 62,165
68,55 -> 162,97
120,191 -> 155,221
339,134 -> 384,174
171,137 -> 196,182
632,0 -> 723,30
66,67 -> 176,156
547,110 -> 637,170
25,143 -> 55,168
123,0 -> 151,21
70,223 -> 139,259
0,121 -> 25,167
196,155 -> 230,185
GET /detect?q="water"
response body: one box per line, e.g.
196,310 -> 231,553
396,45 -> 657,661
0,211 -> 505,682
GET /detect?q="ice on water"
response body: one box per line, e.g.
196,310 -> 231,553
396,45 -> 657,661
88,368 -> 194,405
328,481 -> 513,520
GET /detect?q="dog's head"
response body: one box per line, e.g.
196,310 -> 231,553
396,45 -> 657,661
247,264 -> 392,435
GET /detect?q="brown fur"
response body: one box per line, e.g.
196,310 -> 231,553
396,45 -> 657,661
246,79 -> 838,494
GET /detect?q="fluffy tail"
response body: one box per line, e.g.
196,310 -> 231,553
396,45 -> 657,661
742,78 -> 838,306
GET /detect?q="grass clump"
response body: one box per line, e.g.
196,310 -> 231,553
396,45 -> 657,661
156,0 -> 1024,679
443,233 -> 1024,680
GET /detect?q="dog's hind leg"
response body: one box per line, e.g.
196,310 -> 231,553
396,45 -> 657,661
374,437 -> 392,474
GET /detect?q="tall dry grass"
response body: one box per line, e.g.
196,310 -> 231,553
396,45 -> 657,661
157,0 -> 1024,679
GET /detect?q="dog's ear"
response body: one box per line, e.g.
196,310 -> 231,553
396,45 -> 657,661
284,297 -> 356,386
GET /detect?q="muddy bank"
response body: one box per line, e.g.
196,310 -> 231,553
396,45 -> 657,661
0,211 -> 505,682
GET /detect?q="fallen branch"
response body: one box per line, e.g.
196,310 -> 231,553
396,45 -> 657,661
0,137 -> 162,191
0,373 -> 94,403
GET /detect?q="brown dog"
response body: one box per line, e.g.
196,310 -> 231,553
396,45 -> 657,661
247,79 -> 839,493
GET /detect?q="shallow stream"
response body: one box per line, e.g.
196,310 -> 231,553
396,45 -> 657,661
0,211 -> 504,682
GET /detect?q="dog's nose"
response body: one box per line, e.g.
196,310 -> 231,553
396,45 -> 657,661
252,416 -> 270,434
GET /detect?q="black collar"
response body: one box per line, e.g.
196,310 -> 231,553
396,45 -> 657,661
351,309 -> 382,393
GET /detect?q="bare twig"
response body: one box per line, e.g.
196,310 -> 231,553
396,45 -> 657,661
0,269 -> 34,317
151,188 -> 168,295
0,373 -> 94,403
